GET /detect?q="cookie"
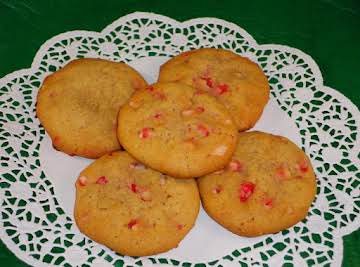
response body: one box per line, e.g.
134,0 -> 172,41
158,48 -> 270,131
117,82 -> 238,178
36,58 -> 147,158
197,131 -> 316,237
74,151 -> 200,256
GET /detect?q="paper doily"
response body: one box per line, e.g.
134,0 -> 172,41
0,12 -> 359,267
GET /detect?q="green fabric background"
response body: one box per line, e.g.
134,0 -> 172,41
0,0 -> 359,266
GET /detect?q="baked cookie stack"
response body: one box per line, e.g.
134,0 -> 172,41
36,48 -> 316,256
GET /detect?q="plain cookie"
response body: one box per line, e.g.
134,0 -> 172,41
36,58 -> 147,158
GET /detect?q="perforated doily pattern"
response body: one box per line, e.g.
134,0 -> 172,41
0,12 -> 359,267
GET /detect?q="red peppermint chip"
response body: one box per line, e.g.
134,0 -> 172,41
96,176 -> 108,185
215,84 -> 229,95
297,160 -> 309,173
53,136 -> 60,144
181,51 -> 192,57
127,219 -> 139,230
139,127 -> 152,139
212,185 -> 223,194
153,91 -> 166,100
197,124 -> 210,137
263,198 -> 273,209
201,76 -> 214,88
275,164 -> 291,180
195,106 -> 205,113
78,176 -> 87,186
132,78 -> 143,90
153,112 -> 162,119
130,183 -> 138,193
146,86 -> 154,92
177,224 -> 184,230
229,159 -> 243,172
238,182 -> 255,202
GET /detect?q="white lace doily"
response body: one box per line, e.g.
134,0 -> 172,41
0,12 -> 359,267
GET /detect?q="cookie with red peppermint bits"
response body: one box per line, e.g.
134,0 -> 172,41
36,58 -> 147,158
197,131 -> 316,237
74,151 -> 200,256
117,82 -> 238,178
158,48 -> 270,131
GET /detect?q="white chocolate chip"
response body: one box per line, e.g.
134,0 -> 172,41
211,145 -> 228,156
129,162 -> 146,170
181,109 -> 194,116
234,71 -> 245,79
287,207 -> 294,214
213,169 -> 225,175
129,100 -> 141,109
159,174 -> 166,185
140,190 -> 152,201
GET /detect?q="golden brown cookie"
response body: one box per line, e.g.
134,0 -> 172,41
74,151 -> 200,256
36,58 -> 147,158
197,131 -> 316,237
117,82 -> 238,179
158,48 -> 270,131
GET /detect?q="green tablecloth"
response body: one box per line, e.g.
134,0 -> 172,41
0,0 -> 359,266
